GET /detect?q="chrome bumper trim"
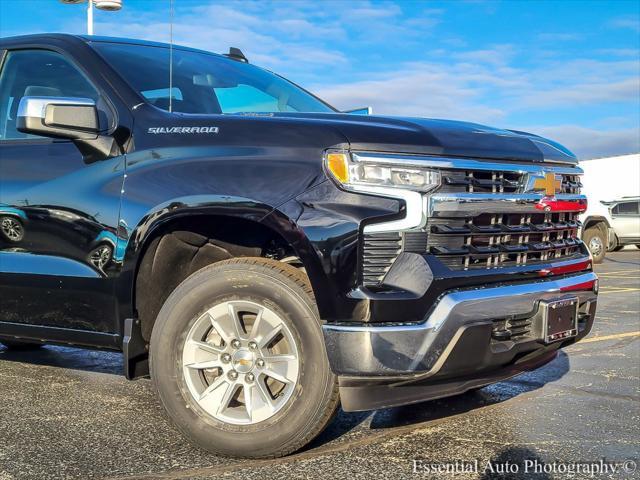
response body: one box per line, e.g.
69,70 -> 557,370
322,272 -> 598,376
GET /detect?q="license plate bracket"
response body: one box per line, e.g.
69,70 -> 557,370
540,297 -> 579,344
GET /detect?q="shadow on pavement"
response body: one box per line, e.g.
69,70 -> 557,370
308,352 -> 570,449
0,344 -> 123,375
370,351 -> 569,430
602,250 -> 640,266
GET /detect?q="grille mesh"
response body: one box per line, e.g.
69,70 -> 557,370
360,166 -> 585,286
428,212 -> 582,270
361,232 -> 402,285
440,171 -> 582,194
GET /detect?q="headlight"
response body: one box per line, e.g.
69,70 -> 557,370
325,151 -> 441,192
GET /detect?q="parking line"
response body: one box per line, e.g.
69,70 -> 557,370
597,287 -> 640,294
580,331 -> 640,344
598,273 -> 640,278
598,275 -> 640,280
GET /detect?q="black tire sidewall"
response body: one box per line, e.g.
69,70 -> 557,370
150,261 -> 335,457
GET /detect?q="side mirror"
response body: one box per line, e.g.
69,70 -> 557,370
17,96 -> 99,140
344,106 -> 372,115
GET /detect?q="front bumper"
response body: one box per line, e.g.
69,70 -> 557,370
322,271 -> 598,411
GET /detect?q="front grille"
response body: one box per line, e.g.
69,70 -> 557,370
428,211 -> 582,270
440,170 -> 582,194
561,174 -> 583,194
360,160 -> 586,286
442,170 -> 522,193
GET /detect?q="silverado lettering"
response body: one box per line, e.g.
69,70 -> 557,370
147,126 -> 219,134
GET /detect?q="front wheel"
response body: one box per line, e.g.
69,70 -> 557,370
0,216 -> 24,242
584,227 -> 606,264
150,258 -> 339,458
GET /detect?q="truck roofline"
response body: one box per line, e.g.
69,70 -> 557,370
0,33 -> 229,59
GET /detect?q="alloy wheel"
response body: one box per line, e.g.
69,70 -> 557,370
89,244 -> 113,269
588,236 -> 603,257
182,300 -> 300,425
0,217 -> 24,242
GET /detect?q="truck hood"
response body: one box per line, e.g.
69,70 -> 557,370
261,112 -> 578,164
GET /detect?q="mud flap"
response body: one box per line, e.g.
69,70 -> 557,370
123,318 -> 149,379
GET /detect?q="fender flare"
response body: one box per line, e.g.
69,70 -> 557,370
580,215 -> 613,248
582,215 -> 610,230
116,194 -> 333,327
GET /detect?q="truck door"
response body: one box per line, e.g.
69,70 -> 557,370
0,48 -> 125,342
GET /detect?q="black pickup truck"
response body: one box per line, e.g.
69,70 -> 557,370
0,34 -> 598,458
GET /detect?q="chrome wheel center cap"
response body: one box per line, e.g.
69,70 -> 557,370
232,349 -> 256,373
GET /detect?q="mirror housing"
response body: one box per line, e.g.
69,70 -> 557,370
344,106 -> 372,115
17,96 -> 99,140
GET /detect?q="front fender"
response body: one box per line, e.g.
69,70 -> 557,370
114,147 -> 399,326
269,180 -> 402,322
115,193 -> 276,320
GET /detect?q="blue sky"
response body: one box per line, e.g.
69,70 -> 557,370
1,0 -> 639,158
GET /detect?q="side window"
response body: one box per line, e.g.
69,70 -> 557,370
612,201 -> 640,216
0,49 -> 99,140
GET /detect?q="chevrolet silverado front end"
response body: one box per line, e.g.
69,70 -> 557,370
0,34 -> 597,458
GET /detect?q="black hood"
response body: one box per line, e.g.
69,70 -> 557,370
135,105 -> 578,165
264,112 -> 578,164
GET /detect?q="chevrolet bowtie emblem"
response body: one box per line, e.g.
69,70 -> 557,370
533,172 -> 562,196
237,359 -> 252,366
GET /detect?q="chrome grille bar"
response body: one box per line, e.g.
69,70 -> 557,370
352,152 -> 582,174
358,153 -> 587,284
429,193 -> 587,217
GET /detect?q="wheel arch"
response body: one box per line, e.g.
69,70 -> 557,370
118,198 -> 333,347
582,215 -> 610,232
581,215 -> 612,247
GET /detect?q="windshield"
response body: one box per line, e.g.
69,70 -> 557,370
92,42 -> 335,114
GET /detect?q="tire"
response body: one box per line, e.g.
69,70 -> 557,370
0,340 -> 44,350
0,216 -> 24,242
150,257 -> 339,458
612,245 -> 624,252
636,245 -> 640,249
584,227 -> 606,263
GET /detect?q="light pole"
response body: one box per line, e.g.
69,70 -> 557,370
59,0 -> 122,36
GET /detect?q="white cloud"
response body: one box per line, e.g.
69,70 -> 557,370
454,44 -> 515,65
608,16 -> 640,32
537,32 -> 583,42
596,48 -> 640,57
94,1 -> 354,75
312,61 -> 508,123
314,51 -> 638,122
516,78 -> 640,108
524,125 -> 640,159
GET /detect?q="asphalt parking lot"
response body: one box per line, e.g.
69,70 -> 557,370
1,250 -> 638,480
